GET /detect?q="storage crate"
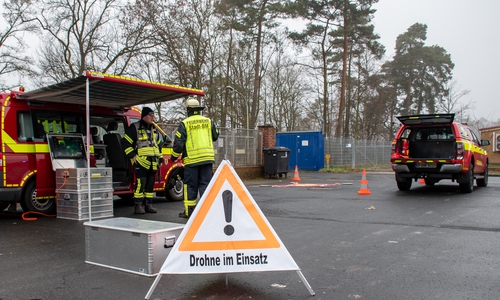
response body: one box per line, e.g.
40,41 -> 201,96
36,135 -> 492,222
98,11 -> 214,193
57,206 -> 113,221
57,188 -> 113,201
84,218 -> 185,276
56,168 -> 112,191
56,188 -> 114,221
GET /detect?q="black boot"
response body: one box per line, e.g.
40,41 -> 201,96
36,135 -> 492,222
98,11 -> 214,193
179,206 -> 195,218
134,204 -> 145,214
145,205 -> 157,213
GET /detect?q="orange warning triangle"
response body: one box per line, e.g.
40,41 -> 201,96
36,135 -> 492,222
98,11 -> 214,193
177,162 -> 280,251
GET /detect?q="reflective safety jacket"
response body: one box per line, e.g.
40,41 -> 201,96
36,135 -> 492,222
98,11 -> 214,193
122,120 -> 162,170
172,113 -> 219,166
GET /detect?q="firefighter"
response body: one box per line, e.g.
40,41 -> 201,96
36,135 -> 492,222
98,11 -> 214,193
122,107 -> 162,214
171,98 -> 219,218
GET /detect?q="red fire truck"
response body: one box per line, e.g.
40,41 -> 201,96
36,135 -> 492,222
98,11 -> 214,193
0,71 -> 204,214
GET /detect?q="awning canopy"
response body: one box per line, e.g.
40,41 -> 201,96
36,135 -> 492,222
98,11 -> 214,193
17,70 -> 205,109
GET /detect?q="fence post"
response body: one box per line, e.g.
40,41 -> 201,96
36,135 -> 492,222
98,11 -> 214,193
351,137 -> 355,170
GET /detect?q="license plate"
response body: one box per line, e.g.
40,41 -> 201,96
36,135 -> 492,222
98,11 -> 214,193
416,163 -> 436,168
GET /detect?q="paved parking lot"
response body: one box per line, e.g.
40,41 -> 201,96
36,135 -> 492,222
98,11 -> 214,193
2,170 -> 500,300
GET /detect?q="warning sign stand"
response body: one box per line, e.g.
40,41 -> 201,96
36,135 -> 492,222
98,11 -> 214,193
145,160 -> 315,299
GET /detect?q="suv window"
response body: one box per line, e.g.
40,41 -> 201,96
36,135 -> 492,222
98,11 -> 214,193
414,126 -> 453,141
469,129 -> 480,145
457,124 -> 469,140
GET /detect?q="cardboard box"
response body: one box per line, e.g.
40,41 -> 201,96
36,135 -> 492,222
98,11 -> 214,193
84,217 -> 184,276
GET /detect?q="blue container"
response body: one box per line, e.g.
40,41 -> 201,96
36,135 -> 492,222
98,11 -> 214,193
276,131 -> 324,171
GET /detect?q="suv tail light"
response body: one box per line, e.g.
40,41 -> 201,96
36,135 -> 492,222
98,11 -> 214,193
455,142 -> 464,160
401,139 -> 409,155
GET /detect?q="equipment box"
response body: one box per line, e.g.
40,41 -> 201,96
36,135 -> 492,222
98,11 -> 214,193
56,167 -> 112,190
84,217 -> 184,277
56,188 -> 114,221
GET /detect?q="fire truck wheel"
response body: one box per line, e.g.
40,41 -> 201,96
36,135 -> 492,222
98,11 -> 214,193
165,177 -> 183,202
21,181 -> 56,214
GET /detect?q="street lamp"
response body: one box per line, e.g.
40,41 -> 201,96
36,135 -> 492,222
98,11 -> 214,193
225,86 -> 249,130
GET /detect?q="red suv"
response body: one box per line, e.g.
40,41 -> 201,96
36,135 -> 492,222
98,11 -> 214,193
390,114 -> 490,193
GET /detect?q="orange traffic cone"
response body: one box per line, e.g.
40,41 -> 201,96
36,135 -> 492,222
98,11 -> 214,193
292,165 -> 301,181
358,169 -> 371,195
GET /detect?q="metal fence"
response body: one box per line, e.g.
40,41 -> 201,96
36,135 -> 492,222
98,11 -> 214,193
324,137 -> 392,169
162,123 -> 392,169
213,127 -> 259,167
162,124 -> 259,167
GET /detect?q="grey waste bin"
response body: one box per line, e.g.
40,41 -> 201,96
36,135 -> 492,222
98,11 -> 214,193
263,147 -> 290,179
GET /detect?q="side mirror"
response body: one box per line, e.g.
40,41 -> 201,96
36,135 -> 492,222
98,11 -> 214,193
481,140 -> 490,146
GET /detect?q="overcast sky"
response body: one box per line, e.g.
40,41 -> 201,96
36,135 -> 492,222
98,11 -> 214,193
372,0 -> 500,121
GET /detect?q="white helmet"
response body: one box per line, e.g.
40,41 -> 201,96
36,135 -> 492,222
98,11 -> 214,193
185,97 -> 204,110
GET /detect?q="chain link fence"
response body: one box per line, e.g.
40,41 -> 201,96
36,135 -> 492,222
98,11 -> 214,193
161,123 -> 391,169
323,137 -> 392,169
161,124 -> 259,167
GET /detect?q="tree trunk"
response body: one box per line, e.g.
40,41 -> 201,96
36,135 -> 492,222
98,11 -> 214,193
335,0 -> 348,138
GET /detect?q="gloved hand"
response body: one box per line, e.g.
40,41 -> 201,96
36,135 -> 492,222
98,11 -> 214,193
170,156 -> 178,163
158,157 -> 164,164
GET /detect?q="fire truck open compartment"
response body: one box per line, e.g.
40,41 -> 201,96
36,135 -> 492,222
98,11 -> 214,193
0,70 -> 204,215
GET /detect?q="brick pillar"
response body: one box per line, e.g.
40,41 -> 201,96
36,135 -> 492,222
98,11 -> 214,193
258,125 -> 276,165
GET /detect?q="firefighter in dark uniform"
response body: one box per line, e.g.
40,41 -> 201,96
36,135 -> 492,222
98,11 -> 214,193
122,107 -> 162,214
171,98 -> 219,218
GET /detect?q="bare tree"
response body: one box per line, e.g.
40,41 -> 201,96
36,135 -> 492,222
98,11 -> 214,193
437,80 -> 472,118
33,0 -> 157,84
0,0 -> 38,90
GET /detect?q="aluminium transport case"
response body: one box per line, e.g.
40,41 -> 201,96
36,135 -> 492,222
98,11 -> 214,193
56,167 -> 112,190
56,167 -> 113,220
84,217 -> 185,277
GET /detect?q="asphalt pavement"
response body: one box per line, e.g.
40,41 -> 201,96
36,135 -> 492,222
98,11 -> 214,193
1,170 -> 500,300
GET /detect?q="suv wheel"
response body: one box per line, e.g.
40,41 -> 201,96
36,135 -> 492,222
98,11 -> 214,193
459,164 -> 474,193
397,178 -> 412,191
476,165 -> 488,187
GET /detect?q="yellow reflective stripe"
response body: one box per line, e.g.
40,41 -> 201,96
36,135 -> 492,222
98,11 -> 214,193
137,147 -> 160,156
123,134 -> 133,144
124,147 -> 135,155
136,156 -> 150,168
2,131 -> 43,153
175,131 -> 181,138
162,147 -> 172,155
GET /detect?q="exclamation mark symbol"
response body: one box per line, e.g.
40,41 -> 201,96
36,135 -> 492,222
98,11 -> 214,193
223,190 -> 235,236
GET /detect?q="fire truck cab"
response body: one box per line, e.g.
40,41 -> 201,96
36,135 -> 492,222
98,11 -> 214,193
0,71 -> 204,214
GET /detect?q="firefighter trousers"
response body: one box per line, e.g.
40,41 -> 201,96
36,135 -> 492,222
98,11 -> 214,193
182,163 -> 213,216
133,163 -> 156,205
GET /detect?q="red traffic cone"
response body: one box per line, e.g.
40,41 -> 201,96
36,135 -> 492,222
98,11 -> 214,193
358,169 -> 371,195
292,165 -> 301,181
